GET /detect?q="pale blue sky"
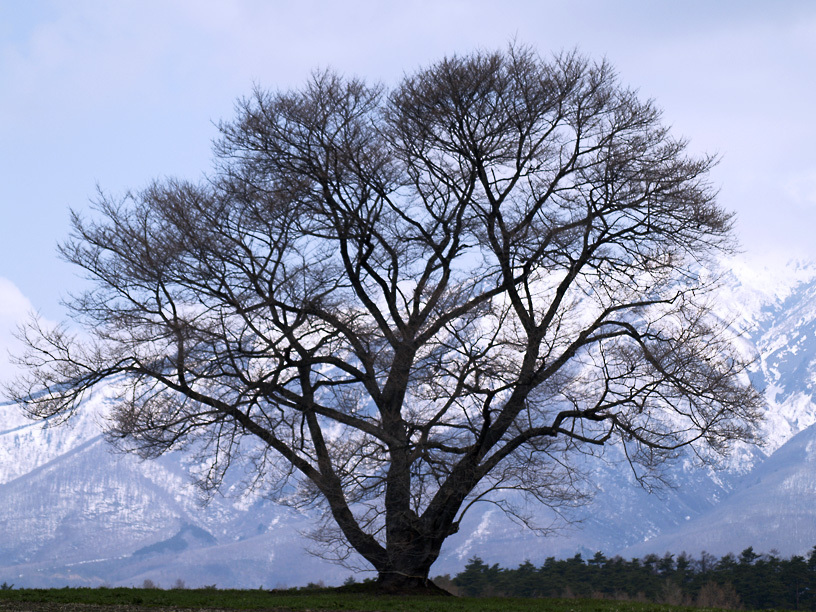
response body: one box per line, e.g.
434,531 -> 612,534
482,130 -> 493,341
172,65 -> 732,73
2,0 -> 816,384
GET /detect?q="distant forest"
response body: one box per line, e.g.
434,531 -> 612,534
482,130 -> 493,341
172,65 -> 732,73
433,548 -> 816,610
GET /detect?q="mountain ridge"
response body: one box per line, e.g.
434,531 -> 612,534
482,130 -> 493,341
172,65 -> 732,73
3,257 -> 816,586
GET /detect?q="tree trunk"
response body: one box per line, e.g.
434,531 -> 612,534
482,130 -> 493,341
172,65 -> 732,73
375,566 -> 451,595
372,527 -> 454,595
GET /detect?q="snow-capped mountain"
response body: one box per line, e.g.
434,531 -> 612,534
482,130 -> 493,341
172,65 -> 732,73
0,391 -> 348,588
613,259 -> 816,559
433,258 -> 816,570
3,257 -> 816,586
623,419 -> 816,558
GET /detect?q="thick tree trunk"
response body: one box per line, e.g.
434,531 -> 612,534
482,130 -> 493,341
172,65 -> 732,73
375,567 -> 451,595
372,525 -> 454,594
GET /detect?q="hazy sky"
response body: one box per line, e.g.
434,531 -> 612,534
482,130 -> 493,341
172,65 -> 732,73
2,0 -> 815,384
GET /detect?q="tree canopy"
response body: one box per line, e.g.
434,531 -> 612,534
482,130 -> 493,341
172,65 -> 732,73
8,45 -> 763,591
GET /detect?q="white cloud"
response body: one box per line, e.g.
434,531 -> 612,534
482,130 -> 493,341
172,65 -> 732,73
785,172 -> 816,211
0,278 -> 37,389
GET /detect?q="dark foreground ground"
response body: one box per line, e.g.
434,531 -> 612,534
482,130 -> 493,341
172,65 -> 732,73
0,589 -> 792,612
0,606 -> 226,612
0,604 -> 747,612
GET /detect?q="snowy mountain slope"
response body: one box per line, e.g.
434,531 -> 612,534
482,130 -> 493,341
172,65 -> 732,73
437,258 -> 816,566
611,260 -> 816,559
430,435 -> 760,574
0,395 -> 349,587
721,259 -> 816,451
623,421 -> 816,558
3,257 -> 816,585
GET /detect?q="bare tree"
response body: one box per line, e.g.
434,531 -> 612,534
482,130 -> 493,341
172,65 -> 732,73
7,46 -> 763,591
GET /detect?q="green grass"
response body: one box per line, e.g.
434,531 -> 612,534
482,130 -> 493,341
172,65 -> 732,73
0,587 -> 791,612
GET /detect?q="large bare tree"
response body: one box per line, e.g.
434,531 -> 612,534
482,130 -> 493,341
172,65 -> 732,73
8,46 -> 763,591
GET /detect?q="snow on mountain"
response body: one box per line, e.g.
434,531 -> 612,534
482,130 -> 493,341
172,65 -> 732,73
0,393 -> 349,588
721,257 -> 816,451
438,256 -> 816,568
624,420 -> 816,558
611,258 -> 816,559
3,256 -> 816,586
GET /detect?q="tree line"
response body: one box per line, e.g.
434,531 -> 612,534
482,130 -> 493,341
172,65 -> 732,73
433,547 -> 816,609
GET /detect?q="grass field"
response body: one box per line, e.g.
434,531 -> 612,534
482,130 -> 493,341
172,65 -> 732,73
0,588 -> 791,612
